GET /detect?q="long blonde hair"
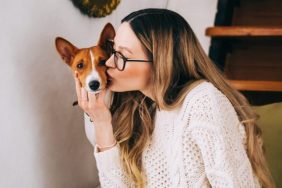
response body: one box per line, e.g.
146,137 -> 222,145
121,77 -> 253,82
110,8 -> 275,188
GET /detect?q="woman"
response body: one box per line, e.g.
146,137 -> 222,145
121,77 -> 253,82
75,8 -> 274,188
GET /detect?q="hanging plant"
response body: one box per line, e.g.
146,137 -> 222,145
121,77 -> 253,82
70,0 -> 120,18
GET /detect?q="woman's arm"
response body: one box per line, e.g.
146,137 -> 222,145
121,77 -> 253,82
84,116 -> 132,187
94,145 -> 134,187
190,122 -> 259,188
182,85 -> 260,187
74,74 -> 133,187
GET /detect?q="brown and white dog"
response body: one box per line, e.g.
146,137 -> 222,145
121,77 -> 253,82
55,23 -> 115,106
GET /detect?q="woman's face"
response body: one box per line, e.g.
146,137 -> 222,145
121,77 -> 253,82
105,22 -> 153,95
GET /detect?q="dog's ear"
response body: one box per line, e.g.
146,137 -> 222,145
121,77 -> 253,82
98,23 -> 115,54
55,37 -> 78,66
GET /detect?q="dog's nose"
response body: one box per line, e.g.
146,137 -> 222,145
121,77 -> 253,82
89,80 -> 100,91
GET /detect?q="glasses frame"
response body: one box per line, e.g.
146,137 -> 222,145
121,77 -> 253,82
112,49 -> 152,71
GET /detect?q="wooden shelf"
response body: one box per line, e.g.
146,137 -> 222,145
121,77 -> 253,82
228,80 -> 282,91
206,26 -> 282,37
207,0 -> 282,103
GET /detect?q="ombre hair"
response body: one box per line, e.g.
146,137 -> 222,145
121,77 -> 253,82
110,8 -> 275,188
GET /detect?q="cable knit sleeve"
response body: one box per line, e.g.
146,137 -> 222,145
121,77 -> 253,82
84,112 -> 132,187
94,145 -> 134,188
183,83 -> 260,188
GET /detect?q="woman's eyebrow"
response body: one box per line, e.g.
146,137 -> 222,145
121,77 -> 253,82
113,40 -> 133,54
118,46 -> 133,54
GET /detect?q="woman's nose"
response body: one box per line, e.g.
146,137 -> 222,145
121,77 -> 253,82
106,55 -> 115,68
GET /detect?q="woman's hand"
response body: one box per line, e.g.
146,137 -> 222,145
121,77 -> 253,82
74,72 -> 116,151
74,72 -> 112,126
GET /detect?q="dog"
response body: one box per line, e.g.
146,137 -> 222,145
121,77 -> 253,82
55,23 -> 115,106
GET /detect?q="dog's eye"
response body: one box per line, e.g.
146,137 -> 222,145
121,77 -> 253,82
99,60 -> 106,66
77,60 -> 84,69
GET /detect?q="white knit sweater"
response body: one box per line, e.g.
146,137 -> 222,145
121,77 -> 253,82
84,81 -> 261,188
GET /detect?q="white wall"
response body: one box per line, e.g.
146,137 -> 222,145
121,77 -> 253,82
0,0 -> 217,187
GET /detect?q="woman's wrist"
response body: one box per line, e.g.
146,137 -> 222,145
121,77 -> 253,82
94,122 -> 114,136
96,140 -> 117,152
94,122 -> 116,152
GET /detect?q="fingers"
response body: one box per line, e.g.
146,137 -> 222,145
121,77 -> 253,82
89,89 -> 107,106
81,87 -> 89,108
97,89 -> 107,105
88,91 -> 97,106
74,71 -> 88,109
74,72 -> 82,101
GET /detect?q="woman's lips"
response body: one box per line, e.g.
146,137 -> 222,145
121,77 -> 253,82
106,70 -> 113,79
106,72 -> 113,87
106,79 -> 112,88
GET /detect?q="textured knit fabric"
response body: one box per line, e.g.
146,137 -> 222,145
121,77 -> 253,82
92,81 -> 261,188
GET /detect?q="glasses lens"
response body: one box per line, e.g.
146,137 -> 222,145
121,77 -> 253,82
114,52 -> 125,70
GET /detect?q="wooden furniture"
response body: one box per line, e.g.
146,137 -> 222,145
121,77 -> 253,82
206,0 -> 282,102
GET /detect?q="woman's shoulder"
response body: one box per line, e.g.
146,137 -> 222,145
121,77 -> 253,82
179,81 -> 239,125
182,80 -> 226,105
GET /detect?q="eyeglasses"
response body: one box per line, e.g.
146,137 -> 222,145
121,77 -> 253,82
111,49 -> 152,71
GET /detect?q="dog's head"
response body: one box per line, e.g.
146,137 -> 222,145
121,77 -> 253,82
55,23 -> 115,93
